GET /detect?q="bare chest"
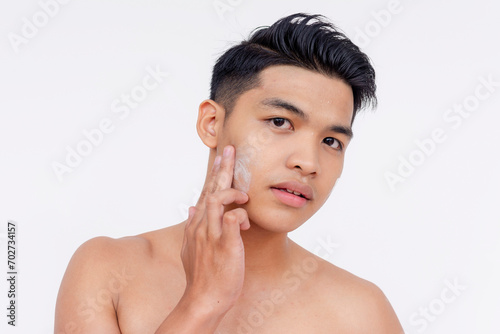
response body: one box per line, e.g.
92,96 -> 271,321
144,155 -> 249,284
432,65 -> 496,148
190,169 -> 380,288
115,274 -> 337,334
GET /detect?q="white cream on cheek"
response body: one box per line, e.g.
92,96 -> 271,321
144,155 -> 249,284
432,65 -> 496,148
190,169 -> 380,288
231,127 -> 270,193
233,148 -> 252,193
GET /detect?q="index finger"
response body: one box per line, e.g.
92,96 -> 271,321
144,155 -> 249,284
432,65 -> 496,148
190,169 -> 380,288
196,145 -> 236,208
196,154 -> 222,208
212,145 -> 236,191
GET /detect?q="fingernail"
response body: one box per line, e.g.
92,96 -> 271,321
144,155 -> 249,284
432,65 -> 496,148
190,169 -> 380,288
214,155 -> 222,166
223,146 -> 231,157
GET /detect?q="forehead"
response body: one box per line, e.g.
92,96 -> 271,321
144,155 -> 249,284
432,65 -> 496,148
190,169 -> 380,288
236,65 -> 354,124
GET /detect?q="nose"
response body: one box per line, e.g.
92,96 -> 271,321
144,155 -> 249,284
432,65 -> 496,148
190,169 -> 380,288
285,135 -> 320,176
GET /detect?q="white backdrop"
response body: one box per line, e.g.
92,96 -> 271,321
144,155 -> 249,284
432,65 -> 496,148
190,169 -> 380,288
1,0 -> 499,333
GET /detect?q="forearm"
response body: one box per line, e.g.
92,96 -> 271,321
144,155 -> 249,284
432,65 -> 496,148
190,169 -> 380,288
157,146 -> 246,333
154,296 -> 227,334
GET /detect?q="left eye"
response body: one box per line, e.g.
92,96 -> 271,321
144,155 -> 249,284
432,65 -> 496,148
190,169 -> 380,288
323,137 -> 342,150
269,118 -> 292,129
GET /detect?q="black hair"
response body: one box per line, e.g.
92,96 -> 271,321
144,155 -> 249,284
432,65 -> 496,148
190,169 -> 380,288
209,13 -> 376,122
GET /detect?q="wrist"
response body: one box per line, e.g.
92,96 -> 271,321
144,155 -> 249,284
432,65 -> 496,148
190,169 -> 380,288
154,294 -> 231,334
179,290 -> 233,321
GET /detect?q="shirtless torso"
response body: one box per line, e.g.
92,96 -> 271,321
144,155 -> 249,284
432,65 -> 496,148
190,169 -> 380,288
55,222 -> 403,334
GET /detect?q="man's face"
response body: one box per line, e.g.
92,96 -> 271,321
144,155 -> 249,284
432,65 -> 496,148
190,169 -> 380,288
217,65 -> 354,233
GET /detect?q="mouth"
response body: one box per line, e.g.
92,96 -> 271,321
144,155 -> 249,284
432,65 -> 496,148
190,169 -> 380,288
270,181 -> 313,208
270,181 -> 313,200
272,187 -> 308,199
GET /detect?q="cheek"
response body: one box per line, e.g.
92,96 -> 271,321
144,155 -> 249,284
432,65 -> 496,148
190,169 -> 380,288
324,176 -> 341,200
233,149 -> 252,193
232,137 -> 267,193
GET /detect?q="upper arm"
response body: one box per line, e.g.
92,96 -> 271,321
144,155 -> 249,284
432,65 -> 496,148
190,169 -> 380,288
55,237 -> 126,334
355,282 -> 404,334
325,273 -> 404,334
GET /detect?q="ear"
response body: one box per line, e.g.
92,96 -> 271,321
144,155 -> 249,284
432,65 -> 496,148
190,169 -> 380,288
196,99 -> 225,149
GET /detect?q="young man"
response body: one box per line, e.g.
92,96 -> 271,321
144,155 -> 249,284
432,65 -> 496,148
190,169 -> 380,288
55,13 -> 403,333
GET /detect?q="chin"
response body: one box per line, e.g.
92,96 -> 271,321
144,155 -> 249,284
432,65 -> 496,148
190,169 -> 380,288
243,201 -> 311,234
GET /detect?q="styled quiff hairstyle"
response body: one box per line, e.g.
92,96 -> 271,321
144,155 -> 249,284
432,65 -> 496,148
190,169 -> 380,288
209,13 -> 377,122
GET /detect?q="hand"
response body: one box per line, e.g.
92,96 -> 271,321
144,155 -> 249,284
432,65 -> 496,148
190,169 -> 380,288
180,145 -> 250,315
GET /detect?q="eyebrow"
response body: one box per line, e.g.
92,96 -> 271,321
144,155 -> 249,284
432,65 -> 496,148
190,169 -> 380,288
261,97 -> 308,120
260,97 -> 354,139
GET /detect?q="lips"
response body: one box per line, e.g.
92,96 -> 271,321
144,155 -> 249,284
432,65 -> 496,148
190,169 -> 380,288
270,181 -> 313,200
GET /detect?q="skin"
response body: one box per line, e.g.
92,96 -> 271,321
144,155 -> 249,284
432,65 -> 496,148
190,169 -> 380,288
54,65 -> 404,334
232,146 -> 252,193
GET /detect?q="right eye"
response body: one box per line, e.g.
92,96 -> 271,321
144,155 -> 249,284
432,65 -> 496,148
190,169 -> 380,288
269,118 -> 293,130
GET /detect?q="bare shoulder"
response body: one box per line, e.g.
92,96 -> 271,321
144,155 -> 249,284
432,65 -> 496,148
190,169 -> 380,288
66,232 -> 151,278
68,223 -> 184,273
55,224 -> 184,333
295,248 -> 404,334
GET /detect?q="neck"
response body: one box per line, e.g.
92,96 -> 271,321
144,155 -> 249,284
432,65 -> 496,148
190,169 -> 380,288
240,222 -> 294,281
